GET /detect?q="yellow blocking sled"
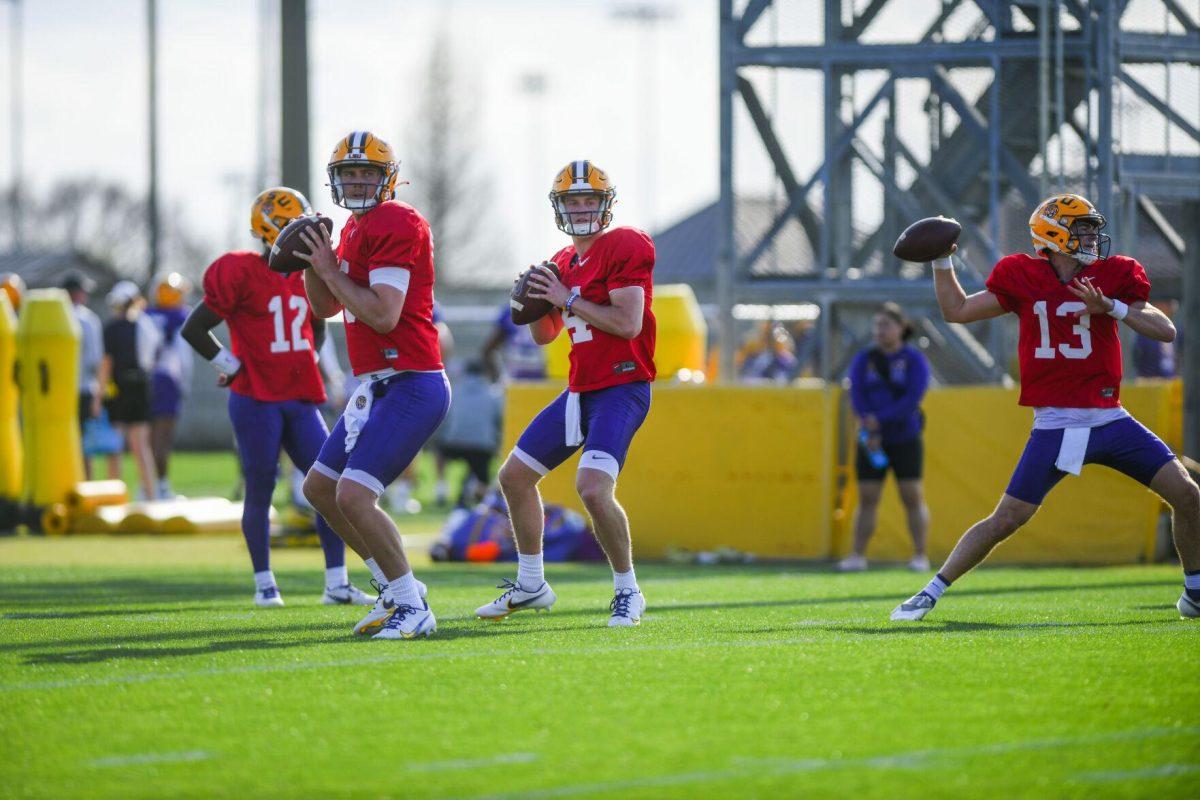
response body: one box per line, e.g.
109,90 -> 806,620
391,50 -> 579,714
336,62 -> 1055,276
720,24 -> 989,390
17,290 -> 83,512
0,292 -> 21,505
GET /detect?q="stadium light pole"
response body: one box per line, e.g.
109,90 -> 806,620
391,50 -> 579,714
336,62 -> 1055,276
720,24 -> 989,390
7,0 -> 22,252
280,0 -> 310,200
147,0 -> 160,282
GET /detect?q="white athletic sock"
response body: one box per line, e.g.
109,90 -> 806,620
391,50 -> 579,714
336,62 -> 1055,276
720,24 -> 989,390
923,573 -> 950,601
517,553 -> 545,589
385,571 -> 424,609
614,568 -> 639,593
254,570 -> 277,591
364,558 -> 387,586
325,566 -> 349,590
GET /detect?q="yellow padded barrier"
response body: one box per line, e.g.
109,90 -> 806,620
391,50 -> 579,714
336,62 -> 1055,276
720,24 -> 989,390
835,381 -> 1179,565
17,290 -> 83,508
0,293 -> 20,501
502,384 -> 839,558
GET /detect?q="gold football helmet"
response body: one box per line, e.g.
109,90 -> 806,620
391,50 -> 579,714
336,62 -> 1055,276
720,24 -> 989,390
1029,194 -> 1109,265
549,160 -> 616,236
327,131 -> 400,211
250,187 -> 313,248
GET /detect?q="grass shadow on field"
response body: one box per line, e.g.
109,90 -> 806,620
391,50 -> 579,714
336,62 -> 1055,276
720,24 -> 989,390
533,578 -> 1181,621
21,636 -> 351,666
807,618 -> 1178,636
0,620 -> 338,654
0,577 -> 247,607
2,606 -> 235,622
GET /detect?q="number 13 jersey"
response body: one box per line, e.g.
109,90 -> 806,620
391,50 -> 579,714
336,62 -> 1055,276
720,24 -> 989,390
985,253 -> 1151,408
546,226 -> 657,393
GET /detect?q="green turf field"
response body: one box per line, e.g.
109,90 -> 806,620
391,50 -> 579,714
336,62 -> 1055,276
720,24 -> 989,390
1,530 -> 1196,799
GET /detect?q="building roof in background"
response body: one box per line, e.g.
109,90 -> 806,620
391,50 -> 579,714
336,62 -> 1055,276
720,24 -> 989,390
0,250 -> 123,296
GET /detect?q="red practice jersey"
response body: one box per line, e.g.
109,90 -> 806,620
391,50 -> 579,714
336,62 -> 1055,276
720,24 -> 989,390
546,226 -> 657,392
201,251 -> 326,403
336,201 -> 443,375
985,253 -> 1151,408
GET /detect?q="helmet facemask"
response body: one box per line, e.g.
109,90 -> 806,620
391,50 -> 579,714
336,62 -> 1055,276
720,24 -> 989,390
329,163 -> 392,211
551,191 -> 614,236
1067,217 -> 1110,265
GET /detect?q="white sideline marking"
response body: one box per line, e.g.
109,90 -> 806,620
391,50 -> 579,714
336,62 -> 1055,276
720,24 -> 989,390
88,750 -> 212,768
1075,763 -> 1200,782
408,753 -> 538,772
436,727 -> 1200,800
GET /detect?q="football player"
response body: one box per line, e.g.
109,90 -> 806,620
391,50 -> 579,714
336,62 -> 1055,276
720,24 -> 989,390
890,194 -> 1200,621
475,160 -> 656,627
181,187 -> 371,608
298,131 -> 447,640
145,272 -> 193,499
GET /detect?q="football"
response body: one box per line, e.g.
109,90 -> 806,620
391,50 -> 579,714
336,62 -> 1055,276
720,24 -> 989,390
510,261 -> 561,325
892,216 -> 962,263
268,214 -> 334,274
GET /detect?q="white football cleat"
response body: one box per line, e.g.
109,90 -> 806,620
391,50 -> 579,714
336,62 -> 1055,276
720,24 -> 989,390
1178,592 -> 1200,619
890,591 -> 936,621
907,555 -> 931,572
353,579 -> 429,635
608,588 -> 645,627
837,554 -> 868,572
254,586 -> 285,608
322,582 -> 374,606
475,579 -> 557,620
371,600 -> 436,640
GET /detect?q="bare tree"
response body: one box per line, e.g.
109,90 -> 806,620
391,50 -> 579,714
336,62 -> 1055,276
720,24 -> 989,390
404,29 -> 510,287
8,180 -> 207,283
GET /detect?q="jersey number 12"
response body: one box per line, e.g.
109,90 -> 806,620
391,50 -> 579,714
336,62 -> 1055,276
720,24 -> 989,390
268,295 -> 311,353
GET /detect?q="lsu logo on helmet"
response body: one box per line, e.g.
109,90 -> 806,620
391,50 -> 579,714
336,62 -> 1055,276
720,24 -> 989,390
1028,194 -> 1110,265
250,187 -> 313,248
549,161 -> 616,236
327,131 -> 400,211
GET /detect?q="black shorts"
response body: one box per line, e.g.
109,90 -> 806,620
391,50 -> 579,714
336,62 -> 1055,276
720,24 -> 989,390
104,373 -> 152,425
78,391 -> 95,428
856,437 -> 923,482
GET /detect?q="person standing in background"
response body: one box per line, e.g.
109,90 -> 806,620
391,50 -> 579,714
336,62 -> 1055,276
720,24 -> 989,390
145,272 -> 194,499
98,281 -> 161,501
62,272 -> 104,479
841,302 -> 932,573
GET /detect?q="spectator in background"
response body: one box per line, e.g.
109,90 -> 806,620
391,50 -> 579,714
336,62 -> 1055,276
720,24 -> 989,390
98,280 -> 161,501
841,302 -> 931,573
61,272 -> 104,477
739,322 -> 800,384
436,359 -> 503,508
1133,299 -> 1179,379
482,301 -> 548,383
145,272 -> 194,499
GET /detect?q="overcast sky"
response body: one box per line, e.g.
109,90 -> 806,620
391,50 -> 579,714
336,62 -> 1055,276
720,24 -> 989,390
0,0 -> 719,279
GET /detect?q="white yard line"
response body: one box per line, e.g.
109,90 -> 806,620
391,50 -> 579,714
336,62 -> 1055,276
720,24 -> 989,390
438,727 -> 1200,800
408,754 -> 539,772
1074,763 -> 1200,782
87,750 -> 212,768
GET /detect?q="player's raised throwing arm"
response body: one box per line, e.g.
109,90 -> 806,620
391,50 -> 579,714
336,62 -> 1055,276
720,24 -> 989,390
931,246 -> 1006,324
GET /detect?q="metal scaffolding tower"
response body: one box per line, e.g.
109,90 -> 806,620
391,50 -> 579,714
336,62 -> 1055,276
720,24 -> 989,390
718,0 -> 1200,403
